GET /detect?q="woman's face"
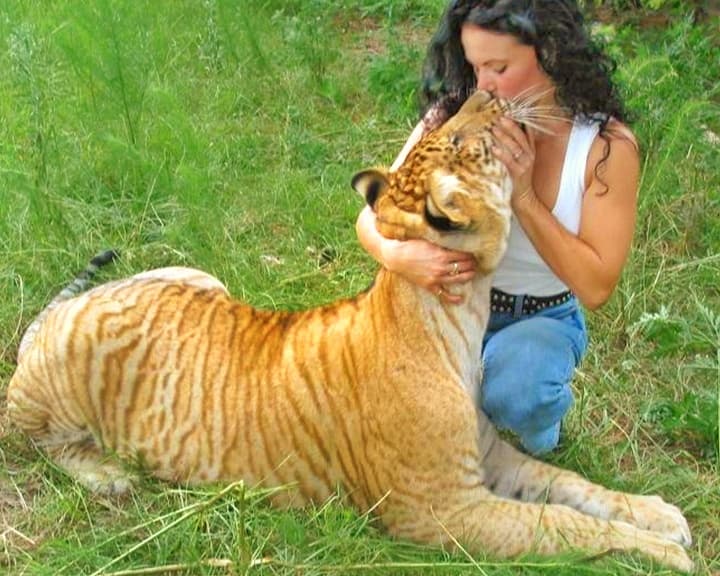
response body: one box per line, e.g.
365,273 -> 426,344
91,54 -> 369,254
460,23 -> 555,104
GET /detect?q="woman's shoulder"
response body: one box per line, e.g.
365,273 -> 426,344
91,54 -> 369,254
588,118 -> 639,162
598,117 -> 638,150
584,118 -> 639,189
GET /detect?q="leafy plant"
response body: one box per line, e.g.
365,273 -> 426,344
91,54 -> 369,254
643,390 -> 719,460
631,299 -> 720,462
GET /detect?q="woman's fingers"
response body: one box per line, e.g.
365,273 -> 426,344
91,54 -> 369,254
427,253 -> 476,303
492,123 -> 527,159
442,268 -> 476,285
431,284 -> 464,304
492,118 -> 537,196
384,239 -> 476,305
436,254 -> 476,282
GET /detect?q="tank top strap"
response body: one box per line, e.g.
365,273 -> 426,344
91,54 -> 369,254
552,119 -> 601,234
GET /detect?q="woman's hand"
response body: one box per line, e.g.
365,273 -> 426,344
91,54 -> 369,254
491,116 -> 538,209
380,238 -> 476,304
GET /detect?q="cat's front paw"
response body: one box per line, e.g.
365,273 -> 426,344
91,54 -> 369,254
621,494 -> 692,547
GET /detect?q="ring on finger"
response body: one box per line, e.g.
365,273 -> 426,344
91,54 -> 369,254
451,261 -> 459,276
436,287 -> 444,297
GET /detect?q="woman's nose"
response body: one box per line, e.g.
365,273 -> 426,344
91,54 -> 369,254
474,71 -> 496,94
476,80 -> 496,95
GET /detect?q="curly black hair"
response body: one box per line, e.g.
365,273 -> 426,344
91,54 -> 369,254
421,0 -> 629,128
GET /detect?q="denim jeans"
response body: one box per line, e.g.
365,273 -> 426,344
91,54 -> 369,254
479,295 -> 588,455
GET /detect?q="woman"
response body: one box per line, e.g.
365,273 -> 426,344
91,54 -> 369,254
356,0 -> 639,454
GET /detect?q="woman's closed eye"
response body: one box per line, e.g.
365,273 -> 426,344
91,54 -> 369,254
474,64 -> 508,76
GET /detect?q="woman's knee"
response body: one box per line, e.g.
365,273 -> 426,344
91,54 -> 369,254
481,370 -> 571,427
480,318 -> 581,429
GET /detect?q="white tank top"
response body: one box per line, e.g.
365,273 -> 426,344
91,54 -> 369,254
492,118 -> 600,296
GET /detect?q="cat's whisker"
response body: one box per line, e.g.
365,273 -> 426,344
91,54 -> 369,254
500,88 -> 573,135
510,86 -> 552,108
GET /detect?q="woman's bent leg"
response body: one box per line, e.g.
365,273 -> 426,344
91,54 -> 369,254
480,313 -> 586,454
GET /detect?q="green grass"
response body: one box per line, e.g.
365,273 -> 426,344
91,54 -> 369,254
0,1 -> 718,574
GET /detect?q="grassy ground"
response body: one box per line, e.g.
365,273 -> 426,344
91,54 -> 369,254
0,1 -> 718,574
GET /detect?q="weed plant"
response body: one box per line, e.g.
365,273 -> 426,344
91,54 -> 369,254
0,1 -> 718,574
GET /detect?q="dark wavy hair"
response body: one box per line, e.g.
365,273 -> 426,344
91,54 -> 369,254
421,0 -> 629,128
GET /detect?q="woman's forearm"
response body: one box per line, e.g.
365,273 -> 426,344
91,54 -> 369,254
355,119 -> 426,266
356,205 -> 387,265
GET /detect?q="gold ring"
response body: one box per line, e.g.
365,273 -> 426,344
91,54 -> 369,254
451,261 -> 459,276
437,287 -> 444,297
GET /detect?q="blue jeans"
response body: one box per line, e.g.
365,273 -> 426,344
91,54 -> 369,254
479,296 -> 588,455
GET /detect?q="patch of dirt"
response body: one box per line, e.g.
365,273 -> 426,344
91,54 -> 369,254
590,2 -> 719,27
337,12 -> 433,58
0,397 -> 43,565
335,13 -> 385,56
0,472 -> 41,565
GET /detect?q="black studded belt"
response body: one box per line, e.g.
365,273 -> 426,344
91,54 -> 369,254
490,287 -> 573,315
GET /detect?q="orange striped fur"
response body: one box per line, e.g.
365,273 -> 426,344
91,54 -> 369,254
8,91 -> 692,571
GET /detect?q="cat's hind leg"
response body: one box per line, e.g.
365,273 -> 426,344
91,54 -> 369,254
44,438 -> 137,495
8,363 -> 136,496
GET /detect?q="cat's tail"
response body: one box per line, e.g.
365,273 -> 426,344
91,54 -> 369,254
17,249 -> 120,360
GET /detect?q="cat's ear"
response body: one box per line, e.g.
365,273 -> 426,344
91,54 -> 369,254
351,169 -> 390,209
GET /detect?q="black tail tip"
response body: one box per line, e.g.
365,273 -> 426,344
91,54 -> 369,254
90,249 -> 120,268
